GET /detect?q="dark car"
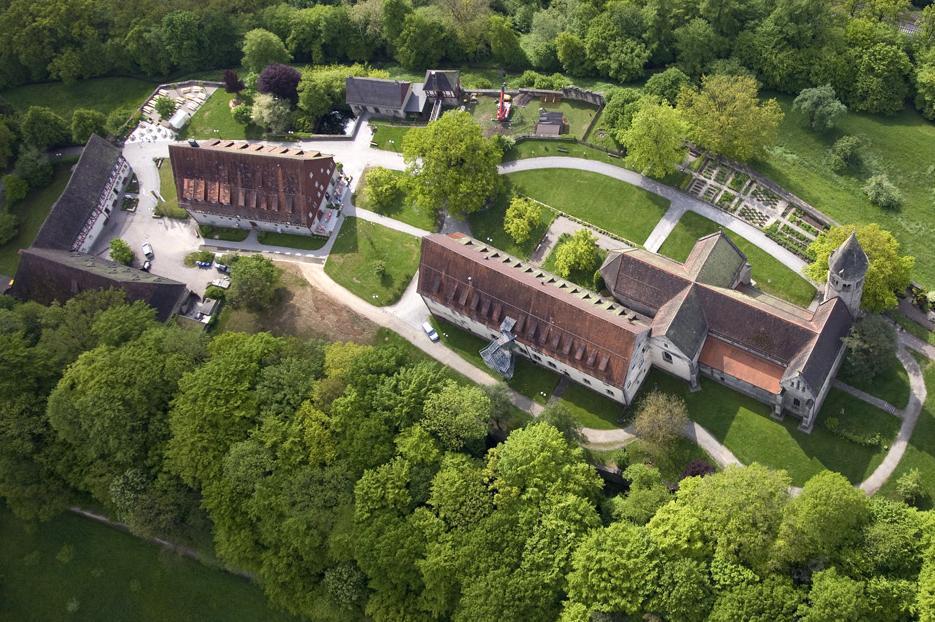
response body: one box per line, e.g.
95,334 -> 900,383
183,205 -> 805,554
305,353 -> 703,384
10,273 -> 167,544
215,263 -> 230,274
141,260 -> 152,272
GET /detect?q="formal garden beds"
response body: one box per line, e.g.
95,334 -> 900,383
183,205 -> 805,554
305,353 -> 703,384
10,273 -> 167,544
323,217 -> 420,306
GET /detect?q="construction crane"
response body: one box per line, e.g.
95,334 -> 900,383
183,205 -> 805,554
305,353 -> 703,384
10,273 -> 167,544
496,82 -> 511,122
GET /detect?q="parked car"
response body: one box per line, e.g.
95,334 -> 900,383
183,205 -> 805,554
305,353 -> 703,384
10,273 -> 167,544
142,242 -> 154,259
422,321 -> 439,342
215,263 -> 230,274
196,260 -> 213,269
141,260 -> 152,272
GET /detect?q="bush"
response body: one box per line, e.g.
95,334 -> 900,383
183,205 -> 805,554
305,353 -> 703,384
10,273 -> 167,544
105,107 -> 136,137
863,174 -> 902,210
185,250 -> 215,267
473,78 -> 493,89
154,96 -> 177,119
223,69 -> 245,94
826,135 -> 864,174
204,285 -> 227,301
680,459 -> 716,480
232,104 -> 252,125
0,210 -> 18,245
895,468 -> 925,506
71,109 -> 107,144
3,174 -> 29,204
109,238 -> 135,266
821,415 -> 887,449
491,133 -> 516,155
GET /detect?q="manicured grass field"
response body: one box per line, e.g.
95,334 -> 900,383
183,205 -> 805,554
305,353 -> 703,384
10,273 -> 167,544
156,162 -> 188,219
1,77 -> 154,120
257,231 -> 329,250
505,169 -> 670,246
199,225 -> 250,242
838,351 -> 911,410
0,507 -> 299,622
504,139 -> 625,164
370,122 -> 413,152
641,369 -> 898,486
179,90 -> 262,140
556,382 -> 627,430
354,167 -> 436,231
657,211 -> 816,307
754,96 -> 935,289
468,97 -> 598,139
0,163 -> 71,275
880,355 -> 935,507
430,317 -> 561,404
324,217 -> 420,306
466,180 -> 556,259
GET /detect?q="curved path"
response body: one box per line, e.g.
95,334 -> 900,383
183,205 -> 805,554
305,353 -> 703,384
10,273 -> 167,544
499,157 -> 808,275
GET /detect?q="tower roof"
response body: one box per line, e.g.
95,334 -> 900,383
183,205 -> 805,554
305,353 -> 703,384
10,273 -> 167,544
828,232 -> 868,281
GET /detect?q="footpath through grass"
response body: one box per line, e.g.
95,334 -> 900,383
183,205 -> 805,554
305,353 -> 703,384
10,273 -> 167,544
179,90 -> 262,140
755,96 -> 935,289
641,369 -> 898,486
354,167 -> 437,231
505,169 -> 670,246
1,77 -> 154,119
324,217 -> 420,306
0,163 -> 72,275
0,507 -> 299,622
658,211 -> 816,307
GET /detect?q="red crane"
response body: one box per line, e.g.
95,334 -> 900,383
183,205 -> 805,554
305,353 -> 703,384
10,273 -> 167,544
496,82 -> 510,122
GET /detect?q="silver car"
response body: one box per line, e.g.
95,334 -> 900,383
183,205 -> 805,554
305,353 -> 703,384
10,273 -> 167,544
422,321 -> 439,342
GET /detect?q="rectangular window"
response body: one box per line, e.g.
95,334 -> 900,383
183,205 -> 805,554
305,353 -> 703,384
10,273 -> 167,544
547,361 -> 556,369
793,398 -> 801,407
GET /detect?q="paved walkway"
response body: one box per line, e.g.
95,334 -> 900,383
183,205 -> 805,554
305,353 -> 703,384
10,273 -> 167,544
530,215 -> 631,266
644,204 -> 688,252
500,157 -> 809,276
860,345 -> 927,494
901,330 -> 935,361
832,381 -> 900,417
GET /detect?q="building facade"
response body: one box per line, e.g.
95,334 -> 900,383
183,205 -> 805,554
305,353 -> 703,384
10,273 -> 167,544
420,231 -> 866,432
169,141 -> 347,236
345,70 -> 461,120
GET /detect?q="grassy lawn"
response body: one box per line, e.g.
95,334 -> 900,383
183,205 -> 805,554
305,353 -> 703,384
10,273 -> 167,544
324,217 -> 420,306
354,167 -> 437,231
880,356 -> 935,507
430,317 -> 561,404
1,77 -> 154,120
505,139 -> 625,164
657,211 -> 816,307
179,90 -> 262,140
0,163 -> 72,275
0,507 -> 299,622
641,369 -> 899,486
467,97 -> 598,139
754,96 -> 935,289
542,233 -> 606,289
626,437 -> 715,483
505,169 -> 670,246
370,121 -> 413,152
838,351 -> 911,410
199,225 -> 250,242
257,231 -> 329,250
466,180 -> 556,258
156,161 -> 188,219
556,382 -> 627,430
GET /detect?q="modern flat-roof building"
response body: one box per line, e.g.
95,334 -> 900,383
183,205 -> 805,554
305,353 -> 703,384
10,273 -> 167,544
418,231 -> 867,432
168,140 -> 348,237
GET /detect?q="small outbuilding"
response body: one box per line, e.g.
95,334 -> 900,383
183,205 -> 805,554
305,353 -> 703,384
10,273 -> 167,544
535,110 -> 567,136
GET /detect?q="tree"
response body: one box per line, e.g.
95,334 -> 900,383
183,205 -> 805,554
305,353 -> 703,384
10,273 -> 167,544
620,101 -> 689,178
916,57 -> 935,121
555,32 -> 591,76
585,12 -> 650,82
242,28 -> 291,74
70,109 -> 106,144
827,135 -> 865,174
644,67 -> 691,105
3,174 -> 28,204
153,96 -> 176,119
232,104 -> 252,126
503,196 -> 542,245
540,402 -> 584,444
382,0 -> 413,51
486,15 -> 524,69
251,93 -> 292,134
223,69 -> 245,94
0,120 -> 15,170
108,239 -> 134,266
919,545 -> 935,621
863,174 -> 902,210
610,464 -> 670,525
553,229 -> 599,281
394,10 -> 446,70
364,167 -> 400,213
848,39 -> 912,115
564,522 -> 659,617
793,84 -> 847,131
21,106 -> 70,149
674,18 -> 726,77
649,556 -> 715,622
894,468 -> 924,506
806,224 -> 914,312
402,111 -> 500,218
0,210 -> 17,245
14,147 -> 52,189
420,380 -> 490,452
634,390 -> 689,448
802,568 -> 870,622
841,314 -> 897,384
708,576 -> 804,622
678,74 -> 784,161
228,254 -> 282,311
104,107 -> 135,137
257,63 -> 301,103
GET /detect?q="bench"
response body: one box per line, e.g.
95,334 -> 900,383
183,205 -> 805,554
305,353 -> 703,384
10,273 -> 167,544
557,147 -> 569,153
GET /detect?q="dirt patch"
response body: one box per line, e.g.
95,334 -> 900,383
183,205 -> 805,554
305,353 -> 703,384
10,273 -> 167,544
218,262 -> 380,343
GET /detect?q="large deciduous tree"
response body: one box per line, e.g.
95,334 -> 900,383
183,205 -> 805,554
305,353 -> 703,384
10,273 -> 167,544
553,229 -> 600,282
504,196 -> 542,245
402,111 -> 500,218
257,63 -> 301,103
21,106 -> 70,149
363,167 -> 401,214
620,101 -> 689,178
841,314 -> 897,384
678,74 -> 783,161
793,84 -> 848,131
806,224 -> 914,312
250,93 -> 292,134
70,109 -> 106,143
420,380 -> 490,452
634,390 -> 689,449
228,254 -> 282,311
242,28 -> 291,74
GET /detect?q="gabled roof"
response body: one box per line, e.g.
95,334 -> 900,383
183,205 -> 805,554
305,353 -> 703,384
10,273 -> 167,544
538,111 -> 565,125
686,231 -> 747,288
699,336 -> 785,394
345,77 -> 411,109
11,247 -> 187,321
423,70 -> 459,93
419,234 -> 649,389
783,297 -> 853,391
600,250 -> 691,312
651,285 -> 707,359
33,135 -> 122,251
828,232 -> 868,280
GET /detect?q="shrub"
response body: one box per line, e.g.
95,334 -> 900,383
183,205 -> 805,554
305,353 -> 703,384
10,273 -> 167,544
634,390 -> 689,449
109,238 -> 135,266
3,174 -> 29,204
223,69 -> 245,94
863,174 -> 902,210
204,285 -> 227,301
895,468 -> 925,506
104,107 -> 137,137
827,135 -> 864,173
0,210 -> 18,245
473,78 -> 493,89
373,259 -> 386,278
154,96 -> 176,119
232,104 -> 252,126
184,250 -> 215,266
680,459 -> 716,480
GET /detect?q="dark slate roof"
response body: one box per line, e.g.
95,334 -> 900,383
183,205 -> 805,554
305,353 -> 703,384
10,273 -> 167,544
828,232 -> 868,280
419,234 -> 649,389
784,297 -> 853,392
423,70 -> 459,93
651,285 -> 707,359
345,77 -> 411,109
10,247 -> 187,321
600,251 -> 691,312
33,135 -> 122,250
538,111 -> 565,125
686,232 -> 747,288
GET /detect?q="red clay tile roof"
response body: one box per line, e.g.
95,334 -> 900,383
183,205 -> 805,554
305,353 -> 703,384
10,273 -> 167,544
699,336 -> 785,394
418,234 -> 649,388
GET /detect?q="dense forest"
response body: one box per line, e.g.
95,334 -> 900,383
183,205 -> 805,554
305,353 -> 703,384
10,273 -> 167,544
0,0 -> 933,119
2,285 -> 935,621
